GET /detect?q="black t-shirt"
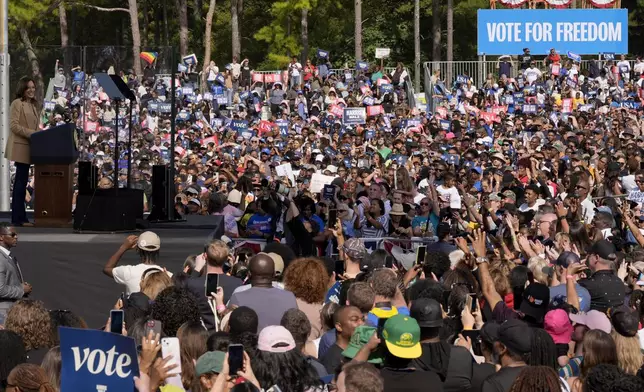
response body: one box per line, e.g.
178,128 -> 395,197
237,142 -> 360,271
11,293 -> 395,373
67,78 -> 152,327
481,366 -> 526,392
380,367 -> 444,392
185,273 -> 243,330
468,363 -> 496,392
578,270 -> 625,313
412,342 -> 474,392
519,55 -> 532,70
388,217 -> 411,236
320,343 -> 345,375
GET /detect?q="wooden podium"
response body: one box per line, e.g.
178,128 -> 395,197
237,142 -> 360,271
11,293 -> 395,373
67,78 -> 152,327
30,124 -> 79,227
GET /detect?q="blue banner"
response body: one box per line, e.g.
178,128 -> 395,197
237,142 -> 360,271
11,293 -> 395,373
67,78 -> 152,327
60,327 -> 139,392
356,61 -> 369,71
317,49 -> 329,58
477,9 -> 628,55
380,84 -> 394,93
276,119 -> 289,136
158,103 -> 172,113
230,120 -> 249,133
343,107 -> 367,125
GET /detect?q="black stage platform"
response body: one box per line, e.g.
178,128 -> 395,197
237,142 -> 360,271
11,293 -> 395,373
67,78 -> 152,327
10,226 -> 214,329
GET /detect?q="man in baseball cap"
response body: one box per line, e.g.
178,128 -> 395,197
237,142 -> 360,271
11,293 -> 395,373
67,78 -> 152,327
549,251 -> 591,312
578,239 -> 625,312
103,231 -> 166,295
482,319 -> 532,392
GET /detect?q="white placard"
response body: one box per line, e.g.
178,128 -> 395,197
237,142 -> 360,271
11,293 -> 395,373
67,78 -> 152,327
375,48 -> 391,59
310,173 -> 336,194
275,163 -> 296,186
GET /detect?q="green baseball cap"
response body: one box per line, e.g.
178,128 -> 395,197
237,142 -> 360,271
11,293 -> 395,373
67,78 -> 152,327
382,314 -> 422,359
195,351 -> 225,376
341,325 -> 384,364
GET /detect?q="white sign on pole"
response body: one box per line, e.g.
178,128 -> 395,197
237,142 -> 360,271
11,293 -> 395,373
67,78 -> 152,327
375,48 -> 391,59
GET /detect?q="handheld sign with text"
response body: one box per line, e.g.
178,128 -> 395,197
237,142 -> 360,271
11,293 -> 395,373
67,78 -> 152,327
44,101 -> 56,111
522,104 -> 537,114
264,74 -> 282,84
328,105 -> 344,118
317,49 -> 329,58
561,98 -> 573,114
252,73 -> 264,83
343,107 -> 367,125
158,103 -> 172,113
375,48 -> 391,59
456,75 -> 469,84
230,120 -> 249,134
363,96 -> 375,106
182,53 -> 198,65
60,327 -> 139,392
366,105 -> 384,117
603,53 -> 615,61
621,101 -> 641,110
380,84 -> 394,93
356,61 -> 369,71
276,119 -> 289,136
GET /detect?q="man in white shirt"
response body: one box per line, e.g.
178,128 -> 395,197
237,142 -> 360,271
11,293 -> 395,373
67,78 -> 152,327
288,56 -> 302,88
523,62 -> 542,84
634,57 -> 644,78
103,231 -> 167,295
519,185 -> 545,213
617,55 -> 631,83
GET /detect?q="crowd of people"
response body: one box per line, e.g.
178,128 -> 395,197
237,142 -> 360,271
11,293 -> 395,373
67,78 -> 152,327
2,47 -> 644,391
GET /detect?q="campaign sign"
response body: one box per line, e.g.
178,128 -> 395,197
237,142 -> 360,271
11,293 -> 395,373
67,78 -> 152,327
264,74 -> 282,84
456,75 -> 469,84
343,107 -> 367,125
60,327 -> 139,392
211,118 -> 224,128
578,104 -> 594,112
158,103 -> 172,113
148,102 -> 159,112
317,49 -> 329,58
365,129 -> 376,140
182,53 -> 198,65
562,98 -> 573,114
440,120 -> 451,131
252,73 -> 264,82
622,101 -> 641,110
363,96 -> 375,106
212,85 -> 224,97
603,52 -> 615,60
203,92 -> 213,101
215,74 -> 225,85
276,119 -> 289,136
356,61 -> 369,71
231,119 -> 248,133
366,105 -> 384,117
522,104 -> 537,114
565,78 -> 578,89
477,9 -> 628,55
380,84 -> 394,93
182,86 -> 194,96
328,105 -> 344,118
44,101 -> 56,111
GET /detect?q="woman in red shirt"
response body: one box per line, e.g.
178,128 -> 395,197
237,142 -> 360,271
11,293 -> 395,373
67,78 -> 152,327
303,59 -> 316,82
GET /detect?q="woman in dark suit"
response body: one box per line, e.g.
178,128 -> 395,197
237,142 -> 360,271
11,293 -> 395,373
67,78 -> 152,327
6,77 -> 39,226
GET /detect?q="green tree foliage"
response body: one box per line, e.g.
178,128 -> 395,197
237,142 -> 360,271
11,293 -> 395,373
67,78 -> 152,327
7,0 -> 644,74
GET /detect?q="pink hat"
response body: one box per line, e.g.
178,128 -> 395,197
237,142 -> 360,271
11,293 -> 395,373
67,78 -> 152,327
445,132 -> 456,140
257,326 -> 296,353
569,310 -> 612,334
544,309 -> 573,344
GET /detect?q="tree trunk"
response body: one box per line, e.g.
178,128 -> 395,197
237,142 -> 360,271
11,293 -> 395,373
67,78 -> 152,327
231,0 -> 240,60
58,1 -> 72,76
142,0 -> 149,47
446,0 -> 453,62
155,1 -> 161,48
19,28 -> 44,104
202,0 -> 216,91
194,0 -> 203,35
354,0 -> 362,61
163,0 -> 169,46
176,0 -> 189,56
128,0 -> 143,75
301,7 -> 309,63
431,0 -> 441,61
414,0 -> 420,92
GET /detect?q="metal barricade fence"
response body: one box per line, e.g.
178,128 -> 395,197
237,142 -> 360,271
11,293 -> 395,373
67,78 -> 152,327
424,59 -> 637,88
229,236 -> 437,259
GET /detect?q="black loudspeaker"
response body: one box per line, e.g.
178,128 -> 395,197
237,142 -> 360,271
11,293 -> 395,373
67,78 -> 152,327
148,165 -> 170,221
73,189 -> 144,231
77,161 -> 98,195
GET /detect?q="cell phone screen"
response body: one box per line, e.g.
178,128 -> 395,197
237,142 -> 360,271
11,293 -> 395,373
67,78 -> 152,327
416,246 -> 427,266
441,290 -> 451,313
334,260 -> 345,279
461,329 -> 482,356
469,293 -> 478,312
328,209 -> 337,227
228,344 -> 244,375
110,310 -> 124,335
377,317 -> 387,339
205,273 -> 219,297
